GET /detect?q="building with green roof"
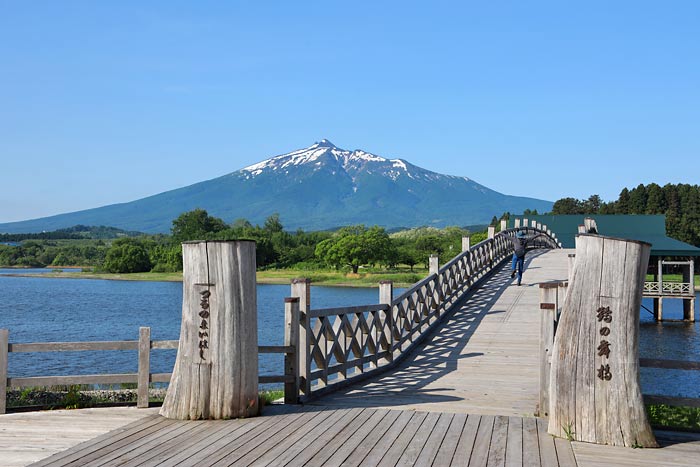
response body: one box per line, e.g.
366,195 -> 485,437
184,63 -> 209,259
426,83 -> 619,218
508,214 -> 698,321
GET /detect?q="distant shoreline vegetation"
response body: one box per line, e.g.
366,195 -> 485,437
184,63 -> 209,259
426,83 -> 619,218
0,209 -> 497,286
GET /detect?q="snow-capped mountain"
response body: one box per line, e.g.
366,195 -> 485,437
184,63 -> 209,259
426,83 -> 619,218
0,140 -> 553,233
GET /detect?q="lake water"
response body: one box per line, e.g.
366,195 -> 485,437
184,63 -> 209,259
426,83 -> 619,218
0,269 -> 698,397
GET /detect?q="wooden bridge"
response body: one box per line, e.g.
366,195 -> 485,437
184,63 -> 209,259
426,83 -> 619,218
2,224 -> 700,466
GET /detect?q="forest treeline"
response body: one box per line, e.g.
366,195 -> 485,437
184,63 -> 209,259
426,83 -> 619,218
0,209 -> 486,273
550,183 -> 700,247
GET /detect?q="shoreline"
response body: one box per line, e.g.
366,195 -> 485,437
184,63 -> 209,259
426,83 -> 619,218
0,271 -> 420,288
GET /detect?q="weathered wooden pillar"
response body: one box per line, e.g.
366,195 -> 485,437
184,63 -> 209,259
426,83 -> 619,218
161,240 -> 258,420
284,297 -> 300,403
539,283 -> 558,417
549,234 -> 657,447
379,281 -> 394,363
291,278 -> 311,397
137,327 -> 151,408
429,255 -> 439,275
0,329 -> 7,415
567,254 -> 576,281
461,236 -> 471,252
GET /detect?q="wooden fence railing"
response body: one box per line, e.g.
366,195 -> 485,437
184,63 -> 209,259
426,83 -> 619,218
291,227 -> 560,402
0,327 -> 295,414
538,282 -> 700,417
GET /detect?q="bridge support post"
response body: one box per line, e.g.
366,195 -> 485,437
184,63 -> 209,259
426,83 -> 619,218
379,281 -> 394,363
538,283 -> 558,417
161,240 -> 259,420
0,329 -> 7,415
291,278 -> 311,398
429,255 -> 439,276
284,297 -> 300,403
549,234 -> 657,447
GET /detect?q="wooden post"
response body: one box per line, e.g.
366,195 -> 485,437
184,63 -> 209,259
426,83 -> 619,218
429,255 -> 439,276
291,278 -> 311,397
284,297 -> 300,403
462,236 -> 471,252
379,281 -> 394,363
500,219 -> 507,231
539,283 -> 558,417
514,218 -> 521,228
488,226 -> 495,239
161,240 -> 258,420
548,235 -> 657,447
567,254 -> 576,281
523,219 -> 529,227
137,326 -> 151,408
0,329 -> 7,415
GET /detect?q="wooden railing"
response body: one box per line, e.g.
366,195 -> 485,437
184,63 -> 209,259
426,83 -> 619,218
291,227 -> 560,402
643,281 -> 694,296
538,282 -> 700,416
0,327 -> 295,414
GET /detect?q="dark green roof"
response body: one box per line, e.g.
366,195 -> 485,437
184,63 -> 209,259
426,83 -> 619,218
509,214 -> 700,257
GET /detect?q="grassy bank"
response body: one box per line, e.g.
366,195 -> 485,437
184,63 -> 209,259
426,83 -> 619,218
647,404 -> 700,432
6,267 -> 429,288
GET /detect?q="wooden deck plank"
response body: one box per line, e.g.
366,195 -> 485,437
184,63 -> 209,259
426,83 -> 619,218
272,408 -> 364,467
522,417 -> 541,467
224,410 -> 326,466
553,438 -> 577,467
301,409 -> 380,467
100,420 -> 210,466
27,413 -> 163,467
358,410 -> 417,467
136,419 -> 246,467
35,416 -> 176,467
394,411 -> 441,466
487,415 -> 509,467
505,416 -> 523,467
341,409 -> 402,467
80,419 -> 192,467
375,411 -> 429,467
537,418 -> 559,467
432,413 -> 468,467
249,408 -> 351,467
469,414 -> 495,467
158,411 -> 302,467
452,414 -> 481,466
414,412 -> 455,466
318,409 -> 391,466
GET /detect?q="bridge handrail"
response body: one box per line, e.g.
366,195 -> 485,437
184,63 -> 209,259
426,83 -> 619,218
0,328 -> 295,414
296,226 -> 560,402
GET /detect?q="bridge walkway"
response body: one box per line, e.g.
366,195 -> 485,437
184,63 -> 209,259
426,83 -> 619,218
308,249 -> 569,417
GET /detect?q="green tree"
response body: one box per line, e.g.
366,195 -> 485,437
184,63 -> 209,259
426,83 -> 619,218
104,238 -> 152,273
171,209 -> 228,243
314,225 -> 391,273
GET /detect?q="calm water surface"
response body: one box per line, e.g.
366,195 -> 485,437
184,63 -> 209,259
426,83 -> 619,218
0,270 -> 698,397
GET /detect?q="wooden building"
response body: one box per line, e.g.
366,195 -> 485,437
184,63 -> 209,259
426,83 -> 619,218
509,214 -> 700,321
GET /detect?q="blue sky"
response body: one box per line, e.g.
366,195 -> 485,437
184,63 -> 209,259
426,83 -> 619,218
1,1 -> 699,223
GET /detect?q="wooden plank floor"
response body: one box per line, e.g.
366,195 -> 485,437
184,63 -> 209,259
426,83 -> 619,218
309,249 -> 571,416
27,406 -> 578,466
0,407 -> 160,467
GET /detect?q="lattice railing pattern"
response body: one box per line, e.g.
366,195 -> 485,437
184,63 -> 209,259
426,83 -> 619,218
297,227 -> 560,399
643,281 -> 693,296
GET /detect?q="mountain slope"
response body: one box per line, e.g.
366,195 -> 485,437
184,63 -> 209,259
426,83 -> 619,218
0,140 -> 553,233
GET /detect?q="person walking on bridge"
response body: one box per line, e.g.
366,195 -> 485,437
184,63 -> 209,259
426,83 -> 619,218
508,229 -> 539,286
